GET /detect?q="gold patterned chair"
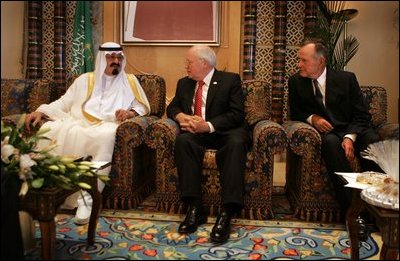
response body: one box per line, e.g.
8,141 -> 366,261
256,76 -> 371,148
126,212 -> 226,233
145,80 -> 287,220
1,78 -> 53,119
283,86 -> 399,223
102,74 -> 166,209
1,75 -> 166,210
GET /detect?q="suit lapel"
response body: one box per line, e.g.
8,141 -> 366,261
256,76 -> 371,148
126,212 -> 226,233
185,80 -> 197,114
300,77 -> 315,104
206,70 -> 220,112
306,78 -> 315,99
324,70 -> 344,125
325,70 -> 339,107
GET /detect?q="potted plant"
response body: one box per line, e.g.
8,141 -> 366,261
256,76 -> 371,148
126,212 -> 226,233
312,1 -> 360,71
1,115 -> 109,196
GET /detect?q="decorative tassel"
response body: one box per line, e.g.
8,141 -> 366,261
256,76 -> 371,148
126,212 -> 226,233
300,209 -> 305,220
255,208 -> 261,220
306,210 -> 311,221
322,210 -> 327,223
169,204 -> 175,214
312,210 -> 318,221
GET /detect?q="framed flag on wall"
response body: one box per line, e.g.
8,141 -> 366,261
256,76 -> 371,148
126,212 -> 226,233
121,1 -> 220,46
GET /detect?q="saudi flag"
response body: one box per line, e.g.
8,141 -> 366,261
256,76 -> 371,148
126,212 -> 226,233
71,1 -> 94,75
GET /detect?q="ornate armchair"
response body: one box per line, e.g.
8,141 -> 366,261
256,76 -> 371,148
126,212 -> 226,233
145,80 -> 287,220
1,78 -> 53,119
283,86 -> 399,223
1,75 -> 166,210
103,74 -> 166,209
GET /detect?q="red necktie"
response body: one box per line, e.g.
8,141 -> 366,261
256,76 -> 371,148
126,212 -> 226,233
194,80 -> 204,117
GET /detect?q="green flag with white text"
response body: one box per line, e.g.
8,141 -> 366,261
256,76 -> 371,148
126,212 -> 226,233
71,1 -> 94,75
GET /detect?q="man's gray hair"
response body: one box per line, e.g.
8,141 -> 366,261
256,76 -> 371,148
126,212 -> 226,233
192,45 -> 216,67
301,39 -> 328,60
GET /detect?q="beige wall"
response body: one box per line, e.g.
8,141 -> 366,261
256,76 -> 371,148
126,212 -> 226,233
103,1 -> 242,104
1,1 -> 398,123
1,1 -> 24,79
346,1 -> 399,124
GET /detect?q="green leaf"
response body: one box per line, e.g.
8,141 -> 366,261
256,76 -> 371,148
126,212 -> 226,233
78,182 -> 92,190
31,178 -> 44,189
314,1 -> 359,71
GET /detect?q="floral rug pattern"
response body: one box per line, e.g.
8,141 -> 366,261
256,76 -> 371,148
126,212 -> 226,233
25,210 -> 379,260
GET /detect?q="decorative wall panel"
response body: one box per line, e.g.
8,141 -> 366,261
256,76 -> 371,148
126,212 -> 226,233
42,2 -> 54,81
65,1 -> 76,82
254,47 -> 273,84
271,1 -> 287,124
245,1 -> 308,123
242,1 -> 257,80
53,1 -> 67,99
25,1 -> 103,99
26,1 -> 42,79
254,1 -> 274,85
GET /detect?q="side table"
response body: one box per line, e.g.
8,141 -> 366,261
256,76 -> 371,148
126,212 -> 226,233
346,186 -> 399,260
19,178 -> 101,260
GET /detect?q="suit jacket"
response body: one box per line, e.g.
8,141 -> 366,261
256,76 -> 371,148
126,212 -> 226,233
288,68 -> 372,137
167,69 -> 245,132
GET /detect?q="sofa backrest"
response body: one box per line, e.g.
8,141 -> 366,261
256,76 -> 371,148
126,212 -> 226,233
1,78 -> 53,117
360,86 -> 387,127
2,74 -> 166,119
242,80 -> 271,126
136,74 -> 166,118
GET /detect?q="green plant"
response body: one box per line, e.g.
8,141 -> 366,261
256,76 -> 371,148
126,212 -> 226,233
313,1 -> 360,71
1,115 -> 109,196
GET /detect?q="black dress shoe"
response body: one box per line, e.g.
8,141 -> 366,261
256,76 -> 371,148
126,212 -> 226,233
178,206 -> 207,234
356,217 -> 368,241
210,211 -> 232,243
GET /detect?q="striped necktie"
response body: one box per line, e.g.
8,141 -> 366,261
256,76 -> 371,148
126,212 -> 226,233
313,79 -> 324,108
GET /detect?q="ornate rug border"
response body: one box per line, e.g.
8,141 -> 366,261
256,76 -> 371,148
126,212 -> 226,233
100,209 -> 347,230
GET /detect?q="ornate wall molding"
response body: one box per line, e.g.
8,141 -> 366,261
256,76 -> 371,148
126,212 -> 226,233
242,1 -> 311,123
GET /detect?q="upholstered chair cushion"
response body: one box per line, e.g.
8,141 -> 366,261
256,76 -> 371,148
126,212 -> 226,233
1,79 -> 53,117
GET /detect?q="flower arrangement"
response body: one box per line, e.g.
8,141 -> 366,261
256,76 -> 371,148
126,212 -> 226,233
1,114 -> 109,196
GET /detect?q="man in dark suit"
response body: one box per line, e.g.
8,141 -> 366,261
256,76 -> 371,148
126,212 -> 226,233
289,39 -> 381,234
167,45 -> 250,243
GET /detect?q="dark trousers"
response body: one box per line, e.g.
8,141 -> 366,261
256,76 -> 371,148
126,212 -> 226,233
1,168 -> 25,260
175,127 -> 250,208
321,128 -> 382,211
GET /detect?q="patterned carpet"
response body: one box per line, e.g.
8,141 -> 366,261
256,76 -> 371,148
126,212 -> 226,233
24,209 -> 381,260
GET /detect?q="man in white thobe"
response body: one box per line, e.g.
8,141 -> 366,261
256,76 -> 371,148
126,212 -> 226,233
25,42 -> 151,224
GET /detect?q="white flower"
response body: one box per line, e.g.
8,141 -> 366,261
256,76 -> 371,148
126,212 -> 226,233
1,137 -> 17,163
2,116 -> 107,194
19,154 -> 37,180
19,181 -> 29,196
